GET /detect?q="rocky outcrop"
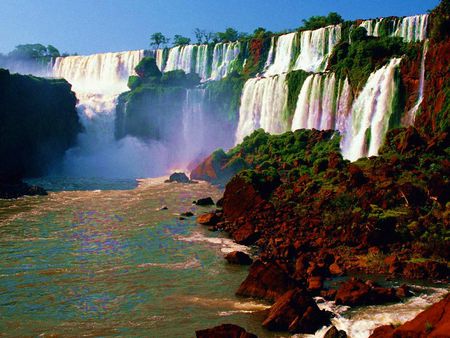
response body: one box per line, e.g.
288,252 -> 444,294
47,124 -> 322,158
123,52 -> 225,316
225,251 -> 253,265
0,68 -> 81,179
196,324 -> 257,338
262,288 -> 331,334
335,278 -> 405,306
0,175 -> 47,199
197,212 -> 220,226
370,294 -> 450,338
236,260 -> 298,302
194,197 -> 215,206
165,172 -> 192,183
324,326 -> 348,338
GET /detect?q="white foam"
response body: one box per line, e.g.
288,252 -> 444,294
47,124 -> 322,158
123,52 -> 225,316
176,231 -> 250,254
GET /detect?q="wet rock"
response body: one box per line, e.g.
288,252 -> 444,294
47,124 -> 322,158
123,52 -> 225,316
324,326 -> 348,338
402,261 -> 448,280
158,205 -> 168,211
166,172 -> 191,183
232,222 -> 258,245
0,178 -> 47,199
181,211 -> 194,217
335,278 -> 400,306
369,294 -> 450,338
262,288 -> 331,334
179,217 -> 186,220
236,260 -> 298,302
196,324 -> 258,338
197,212 -> 220,226
225,251 -> 253,265
194,197 -> 215,206
307,276 -> 324,292
329,263 -> 344,276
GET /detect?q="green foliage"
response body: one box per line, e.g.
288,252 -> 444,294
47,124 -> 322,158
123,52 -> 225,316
351,27 -> 368,42
160,70 -> 200,87
216,27 -> 240,42
127,75 -> 142,90
173,35 -> 191,46
150,32 -> 170,49
204,71 -> 245,121
429,0 -> 450,41
329,35 -> 408,91
301,12 -> 344,30
8,43 -> 60,65
134,57 -> 162,80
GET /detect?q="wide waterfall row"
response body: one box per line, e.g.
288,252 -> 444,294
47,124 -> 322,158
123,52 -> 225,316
236,57 -> 404,161
265,24 -> 342,76
154,41 -> 241,82
53,50 -> 144,94
359,14 -> 429,42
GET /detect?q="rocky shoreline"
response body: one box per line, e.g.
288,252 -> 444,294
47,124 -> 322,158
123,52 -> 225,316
190,125 -> 448,337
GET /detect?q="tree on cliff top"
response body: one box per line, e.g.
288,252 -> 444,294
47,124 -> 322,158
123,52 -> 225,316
173,35 -> 191,46
150,32 -> 170,49
301,12 -> 344,30
8,44 -> 60,62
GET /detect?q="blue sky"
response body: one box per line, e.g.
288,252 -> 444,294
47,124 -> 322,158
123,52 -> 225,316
0,0 -> 440,55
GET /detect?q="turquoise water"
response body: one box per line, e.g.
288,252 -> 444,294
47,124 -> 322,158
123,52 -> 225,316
0,178 -> 272,337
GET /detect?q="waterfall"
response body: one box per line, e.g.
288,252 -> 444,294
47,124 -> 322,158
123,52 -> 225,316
393,14 -> 429,42
155,49 -> 166,71
361,14 -> 429,42
404,40 -> 429,125
52,50 -> 169,178
360,19 -> 383,37
293,24 -> 342,72
342,58 -> 402,161
291,73 -> 337,131
265,33 -> 296,76
235,74 -> 288,143
180,89 -> 206,163
164,45 -> 196,74
264,37 -> 276,71
210,42 -> 241,80
195,45 -> 210,81
291,73 -> 352,133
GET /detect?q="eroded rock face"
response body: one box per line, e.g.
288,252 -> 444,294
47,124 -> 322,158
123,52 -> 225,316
262,288 -> 331,334
236,260 -> 298,302
369,294 -> 450,338
196,324 -> 258,338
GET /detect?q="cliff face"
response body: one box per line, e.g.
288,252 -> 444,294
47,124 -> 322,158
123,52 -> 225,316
416,39 -> 450,135
0,69 -> 81,178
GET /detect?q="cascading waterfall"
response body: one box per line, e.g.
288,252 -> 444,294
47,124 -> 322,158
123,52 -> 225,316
360,14 -> 429,42
291,73 -> 352,132
210,41 -> 241,80
52,50 -> 169,178
341,58 -> 402,161
404,40 -> 429,125
293,24 -> 342,72
164,45 -> 196,74
265,33 -> 296,76
180,89 -> 206,163
235,74 -> 288,143
263,36 -> 276,71
195,45 -> 210,81
158,42 -> 239,82
360,19 -> 383,37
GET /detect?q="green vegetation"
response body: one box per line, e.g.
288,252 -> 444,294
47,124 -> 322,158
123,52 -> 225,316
300,12 -> 344,30
328,28 -> 412,91
286,70 -> 310,121
204,71 -> 245,121
429,0 -> 450,41
7,43 -> 60,64
0,68 -> 81,178
150,32 -> 170,49
173,35 -> 191,46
